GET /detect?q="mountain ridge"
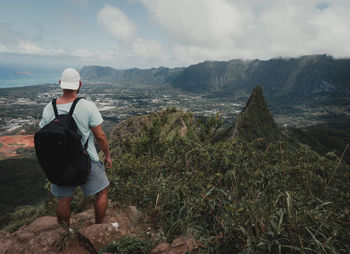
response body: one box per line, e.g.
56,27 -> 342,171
80,65 -> 183,85
80,54 -> 350,100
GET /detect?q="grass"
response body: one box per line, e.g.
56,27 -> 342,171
1,105 -> 349,253
106,109 -> 350,253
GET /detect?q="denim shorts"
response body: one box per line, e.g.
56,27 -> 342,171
51,160 -> 110,197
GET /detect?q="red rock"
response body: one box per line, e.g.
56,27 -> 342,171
150,242 -> 170,254
62,242 -> 90,254
171,237 -> 187,248
0,230 -> 21,254
150,237 -> 201,254
18,216 -> 59,234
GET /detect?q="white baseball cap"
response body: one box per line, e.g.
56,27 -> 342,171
60,68 -> 81,90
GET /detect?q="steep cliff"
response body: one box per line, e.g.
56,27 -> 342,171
232,86 -> 280,141
81,55 -> 350,100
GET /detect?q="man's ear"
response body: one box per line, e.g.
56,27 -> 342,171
79,81 -> 82,87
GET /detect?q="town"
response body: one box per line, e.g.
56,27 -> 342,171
0,81 -> 334,137
0,83 -> 246,136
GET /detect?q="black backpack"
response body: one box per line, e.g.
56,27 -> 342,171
34,97 -> 91,186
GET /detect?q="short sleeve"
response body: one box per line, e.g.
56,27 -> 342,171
88,102 -> 103,127
39,117 -> 46,128
39,104 -> 52,128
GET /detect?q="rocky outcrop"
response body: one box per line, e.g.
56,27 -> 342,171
232,86 -> 280,141
0,216 -> 68,254
0,206 -> 200,254
109,108 -> 194,155
0,206 -> 136,254
151,237 -> 203,254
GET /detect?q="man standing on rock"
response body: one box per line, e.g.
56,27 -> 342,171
39,67 -> 112,226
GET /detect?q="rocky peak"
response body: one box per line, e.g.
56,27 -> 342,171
232,86 -> 279,141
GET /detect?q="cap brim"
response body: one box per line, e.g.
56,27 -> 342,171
60,81 -> 80,90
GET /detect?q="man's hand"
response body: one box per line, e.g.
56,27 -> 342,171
104,155 -> 112,169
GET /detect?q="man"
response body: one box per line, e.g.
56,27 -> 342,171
39,67 -> 112,226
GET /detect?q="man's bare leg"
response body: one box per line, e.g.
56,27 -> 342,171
94,188 -> 108,224
56,196 -> 73,226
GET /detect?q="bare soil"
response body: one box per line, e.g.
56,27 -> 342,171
0,135 -> 34,159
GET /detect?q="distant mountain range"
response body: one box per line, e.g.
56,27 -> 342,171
80,54 -> 350,100
80,65 -> 181,85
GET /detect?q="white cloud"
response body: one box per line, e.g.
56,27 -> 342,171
46,48 -> 65,55
309,1 -> 350,57
0,43 -> 7,53
95,4 -> 168,66
131,38 -> 164,59
17,40 -> 44,54
251,0 -> 350,58
2,1 -> 350,69
0,23 -> 46,55
137,0 -> 350,63
71,49 -> 95,58
139,0 -> 246,48
97,4 -> 136,42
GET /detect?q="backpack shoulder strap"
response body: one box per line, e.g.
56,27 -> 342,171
52,99 -> 59,118
69,97 -> 84,115
84,132 -> 91,150
68,97 -> 89,150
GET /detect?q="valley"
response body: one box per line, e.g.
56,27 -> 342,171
0,56 -> 349,252
1,55 -> 350,161
1,81 -> 348,138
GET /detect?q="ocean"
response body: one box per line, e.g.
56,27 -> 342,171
0,65 -> 61,89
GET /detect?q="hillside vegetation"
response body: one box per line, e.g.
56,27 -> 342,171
0,156 -> 46,215
106,88 -> 350,253
1,87 -> 349,253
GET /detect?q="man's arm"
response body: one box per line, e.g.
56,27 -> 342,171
91,125 -> 112,169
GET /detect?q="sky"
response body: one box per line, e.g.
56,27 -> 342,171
0,0 -> 350,70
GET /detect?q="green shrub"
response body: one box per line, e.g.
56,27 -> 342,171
0,182 -> 92,232
108,114 -> 350,253
99,236 -> 151,254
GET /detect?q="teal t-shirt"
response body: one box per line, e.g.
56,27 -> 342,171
39,99 -> 103,162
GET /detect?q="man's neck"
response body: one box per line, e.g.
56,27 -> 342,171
57,90 -> 78,104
